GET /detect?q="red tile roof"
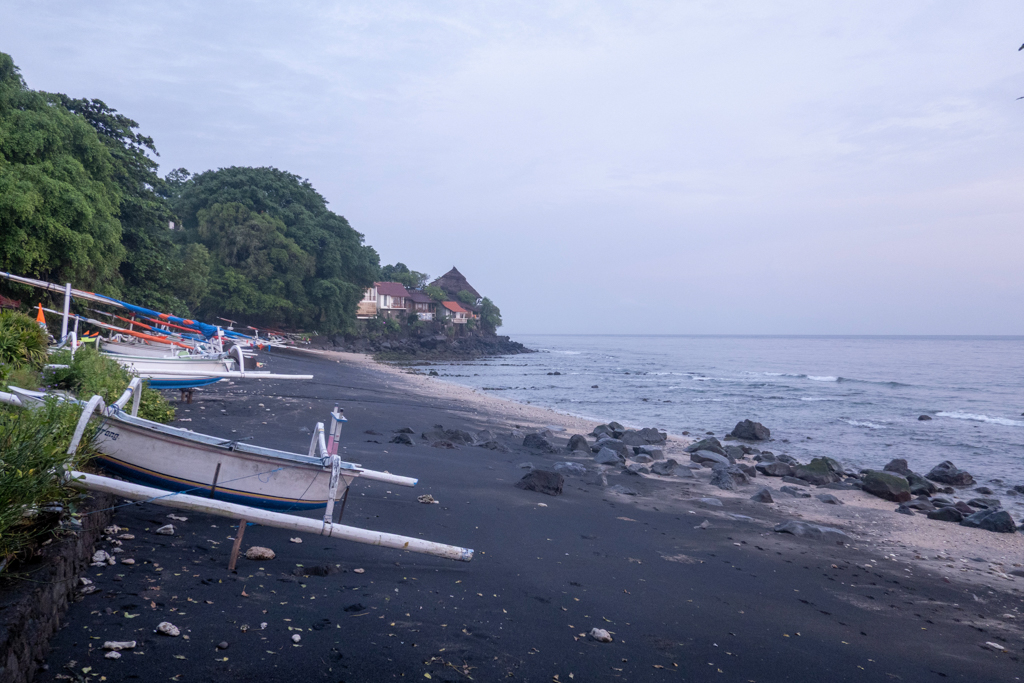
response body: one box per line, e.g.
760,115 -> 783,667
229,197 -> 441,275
375,282 -> 411,297
441,300 -> 468,313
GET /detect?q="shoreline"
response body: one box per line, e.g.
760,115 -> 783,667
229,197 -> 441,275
34,348 -> 1023,681
309,348 -> 1024,592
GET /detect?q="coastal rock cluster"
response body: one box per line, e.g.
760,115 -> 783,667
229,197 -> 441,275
310,331 -> 531,361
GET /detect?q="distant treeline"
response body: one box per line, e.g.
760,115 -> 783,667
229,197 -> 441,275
0,51 -> 416,334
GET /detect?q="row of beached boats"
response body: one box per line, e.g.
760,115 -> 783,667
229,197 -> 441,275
0,270 -> 473,563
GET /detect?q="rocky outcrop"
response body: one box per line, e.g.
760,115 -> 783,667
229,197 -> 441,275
567,434 -> 590,452
960,509 -> 1017,533
515,470 -> 564,496
729,419 -> 770,441
311,326 -> 533,361
792,457 -> 843,485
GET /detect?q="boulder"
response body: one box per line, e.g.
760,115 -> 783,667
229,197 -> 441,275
674,465 -> 696,478
730,419 -> 771,441
1014,485 -> 1024,494
710,463 -> 750,490
633,445 -> 664,460
792,458 -> 843,485
974,486 -> 994,495
607,484 -> 638,496
953,501 -> 974,515
650,459 -> 678,476
780,485 -> 811,498
925,461 -> 975,487
637,427 -> 667,444
691,450 -> 730,467
568,434 -> 590,452
523,433 -> 555,451
594,448 -> 624,465
477,440 -> 510,453
967,498 -> 1001,509
515,470 -> 564,496
395,427 -> 414,434
918,415 -> 932,421
633,454 -> 653,464
860,470 -> 912,503
816,493 -> 843,505
735,462 -> 757,478
906,472 -> 938,496
895,505 -> 916,516
554,462 -> 588,476
756,461 -> 794,477
390,433 -> 414,445
960,509 -> 1017,533
902,498 -> 936,512
591,425 -> 614,439
823,481 -> 861,491
926,506 -> 964,523
592,438 -> 629,458
625,464 -> 650,475
781,476 -> 809,487
773,520 -> 850,543
620,428 -> 668,447
723,445 -> 746,461
750,487 -> 774,503
776,454 -> 799,466
684,437 -> 725,456
882,459 -> 911,476
931,496 -> 955,508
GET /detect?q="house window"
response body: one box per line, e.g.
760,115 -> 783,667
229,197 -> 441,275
363,288 -> 376,302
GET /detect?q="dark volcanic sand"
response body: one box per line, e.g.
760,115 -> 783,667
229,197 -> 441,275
41,350 -> 1022,682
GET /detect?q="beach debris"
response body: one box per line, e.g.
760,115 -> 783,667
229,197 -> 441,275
650,459 -> 677,476
816,493 -> 843,505
518,462 -> 535,469
121,558 -> 135,565
79,577 -> 93,587
860,471 -> 912,502
926,461 -> 975,487
102,641 -> 136,651
773,520 -> 850,543
779,486 -> 811,498
750,487 -> 774,504
260,622 -> 268,629
983,641 -> 1006,652
418,494 -> 439,504
960,509 -> 1017,533
290,537 -> 302,543
696,497 -> 723,506
515,470 -> 564,496
607,485 -> 638,496
389,433 -> 414,445
594,448 -> 623,466
589,628 -> 613,642
217,641 -> 229,650
292,634 -> 301,643
245,546 -> 276,561
117,533 -> 135,540
104,651 -> 121,660
103,525 -> 121,535
155,524 -> 175,535
156,622 -> 181,637
167,514 -> 188,522
353,568 -> 365,574
568,434 -> 590,452
730,419 -> 770,441
695,520 -> 710,529
537,502 -> 548,507
90,550 -> 115,566
554,462 -> 588,476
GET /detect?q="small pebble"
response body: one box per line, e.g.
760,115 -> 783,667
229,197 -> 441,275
290,537 -> 302,544
155,524 -> 175,536
353,568 -> 365,574
157,622 -> 180,637
589,628 -> 613,643
292,634 -> 301,643
121,558 -> 135,565
217,641 -> 229,650
104,651 -> 121,660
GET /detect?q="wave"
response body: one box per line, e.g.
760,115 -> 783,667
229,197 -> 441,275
936,412 -> 1024,427
808,375 -> 839,382
801,396 -> 842,401
842,419 -> 887,429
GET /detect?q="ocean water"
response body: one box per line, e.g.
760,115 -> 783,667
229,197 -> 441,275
426,335 -> 1024,501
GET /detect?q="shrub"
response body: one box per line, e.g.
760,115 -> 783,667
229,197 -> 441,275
424,286 -> 447,302
480,297 -> 502,333
0,398 -> 96,571
456,290 -> 477,306
0,310 -> 49,375
46,347 -> 175,423
385,318 -> 401,334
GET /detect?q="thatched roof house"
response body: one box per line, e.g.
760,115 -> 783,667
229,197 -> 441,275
430,267 -> 480,302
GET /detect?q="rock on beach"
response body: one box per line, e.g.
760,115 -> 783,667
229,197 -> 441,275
730,419 -> 771,441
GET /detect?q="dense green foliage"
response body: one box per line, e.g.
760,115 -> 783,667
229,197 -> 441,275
0,398 -> 95,570
0,54 -> 125,294
424,285 -> 447,302
169,166 -> 379,331
480,297 -> 503,333
456,290 -> 478,305
380,263 -> 428,289
0,310 -> 48,374
47,346 -> 175,423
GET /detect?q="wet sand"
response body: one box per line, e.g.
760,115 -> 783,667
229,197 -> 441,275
40,349 -> 1023,682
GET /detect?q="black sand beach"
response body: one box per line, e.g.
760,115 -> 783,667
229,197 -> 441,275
40,350 -> 1022,682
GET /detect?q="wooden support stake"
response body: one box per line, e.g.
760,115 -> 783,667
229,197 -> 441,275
227,518 -> 247,572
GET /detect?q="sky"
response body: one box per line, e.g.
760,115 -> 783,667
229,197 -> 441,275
3,1 -> 1023,335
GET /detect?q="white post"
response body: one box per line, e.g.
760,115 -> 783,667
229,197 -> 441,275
60,282 -> 71,340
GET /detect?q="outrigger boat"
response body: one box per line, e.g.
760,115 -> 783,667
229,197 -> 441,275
0,383 -> 474,562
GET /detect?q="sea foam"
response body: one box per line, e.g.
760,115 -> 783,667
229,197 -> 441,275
936,412 -> 1024,427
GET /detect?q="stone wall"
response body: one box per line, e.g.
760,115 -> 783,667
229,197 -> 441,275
0,493 -> 115,683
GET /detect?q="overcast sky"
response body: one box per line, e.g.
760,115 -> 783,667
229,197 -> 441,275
3,1 -> 1023,334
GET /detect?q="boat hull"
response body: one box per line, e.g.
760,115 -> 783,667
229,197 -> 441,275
93,417 -> 356,511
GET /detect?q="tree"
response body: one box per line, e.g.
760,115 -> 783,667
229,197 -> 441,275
380,262 -> 428,289
0,52 -> 125,296
170,167 -> 379,331
457,290 -> 477,306
480,297 -> 502,333
424,285 -> 447,302
55,96 -> 197,314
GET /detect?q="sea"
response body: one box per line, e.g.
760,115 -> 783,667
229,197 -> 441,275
426,335 -> 1024,504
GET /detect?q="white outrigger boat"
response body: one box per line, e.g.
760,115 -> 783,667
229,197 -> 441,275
0,381 -> 474,562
